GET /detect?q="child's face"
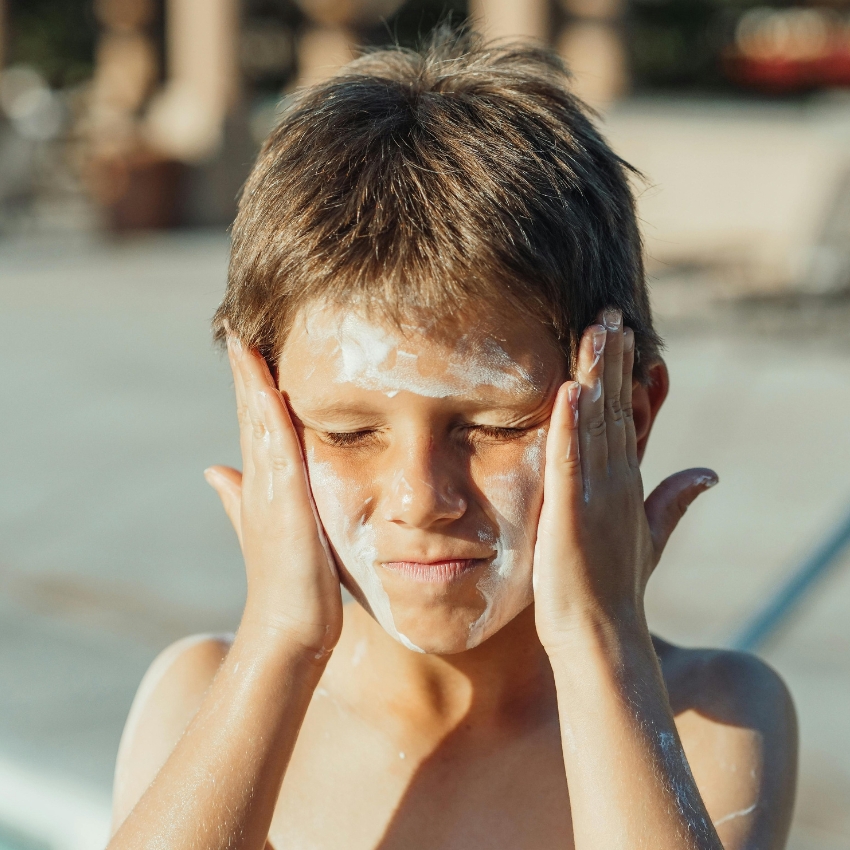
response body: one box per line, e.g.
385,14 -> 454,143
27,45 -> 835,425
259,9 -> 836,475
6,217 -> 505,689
278,302 -> 566,654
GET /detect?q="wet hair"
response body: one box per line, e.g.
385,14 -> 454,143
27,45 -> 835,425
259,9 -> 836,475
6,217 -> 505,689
213,25 -> 661,381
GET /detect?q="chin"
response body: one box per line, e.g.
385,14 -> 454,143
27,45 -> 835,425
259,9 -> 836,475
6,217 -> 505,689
343,566 -> 534,654
391,602 -> 491,655
391,591 -> 535,654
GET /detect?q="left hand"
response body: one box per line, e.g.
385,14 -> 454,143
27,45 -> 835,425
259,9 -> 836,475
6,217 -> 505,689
205,338 -> 343,658
533,309 -> 718,651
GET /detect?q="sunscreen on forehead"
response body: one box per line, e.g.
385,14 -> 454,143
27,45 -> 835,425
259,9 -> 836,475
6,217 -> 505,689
306,309 -> 541,400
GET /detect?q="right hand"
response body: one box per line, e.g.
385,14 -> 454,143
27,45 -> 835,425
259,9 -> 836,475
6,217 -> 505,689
204,337 -> 343,659
533,312 -> 716,652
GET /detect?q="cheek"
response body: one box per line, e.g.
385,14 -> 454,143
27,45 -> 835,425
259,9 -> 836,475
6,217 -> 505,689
484,468 -> 543,530
474,434 -> 546,546
304,444 -> 420,649
466,431 -> 546,647
304,447 -> 372,542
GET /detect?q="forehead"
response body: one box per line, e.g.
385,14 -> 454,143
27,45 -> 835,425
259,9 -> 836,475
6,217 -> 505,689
278,302 -> 564,404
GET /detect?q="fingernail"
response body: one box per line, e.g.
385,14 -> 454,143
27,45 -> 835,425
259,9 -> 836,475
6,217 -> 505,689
624,329 -> 635,352
603,308 -> 622,331
694,472 -> 719,489
228,335 -> 243,354
592,327 -> 607,362
203,467 -> 219,485
567,382 -> 581,426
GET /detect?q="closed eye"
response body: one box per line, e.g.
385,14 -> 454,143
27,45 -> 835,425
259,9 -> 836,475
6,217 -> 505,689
321,430 -> 379,447
465,424 -> 531,442
322,425 -> 535,447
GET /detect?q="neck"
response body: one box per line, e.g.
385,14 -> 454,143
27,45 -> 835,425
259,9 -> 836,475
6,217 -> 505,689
325,603 -> 557,740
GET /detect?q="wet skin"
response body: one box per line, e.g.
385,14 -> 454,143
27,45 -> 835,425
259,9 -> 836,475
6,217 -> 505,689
108,305 -> 798,850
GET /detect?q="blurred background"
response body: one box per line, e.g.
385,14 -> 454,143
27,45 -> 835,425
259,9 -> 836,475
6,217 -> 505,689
0,1 -> 849,848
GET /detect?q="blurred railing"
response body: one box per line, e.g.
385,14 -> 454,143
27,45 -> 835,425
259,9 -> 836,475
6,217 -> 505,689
730,504 -> 850,652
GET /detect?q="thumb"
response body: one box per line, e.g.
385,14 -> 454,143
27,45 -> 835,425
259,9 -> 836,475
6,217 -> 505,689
644,468 -> 718,565
204,466 -> 243,545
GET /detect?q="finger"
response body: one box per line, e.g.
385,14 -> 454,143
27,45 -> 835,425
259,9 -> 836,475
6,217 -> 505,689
536,381 -> 581,573
599,307 -> 626,467
542,381 -> 582,511
238,343 -> 274,437
644,468 -> 718,565
599,307 -> 623,401
234,341 -> 280,487
204,465 -> 243,545
239,348 -> 315,510
227,337 -> 255,481
227,344 -> 335,577
576,323 -> 608,486
621,328 -> 638,469
227,335 -> 248,419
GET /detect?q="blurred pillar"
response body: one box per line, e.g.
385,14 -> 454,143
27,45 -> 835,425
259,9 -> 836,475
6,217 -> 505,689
557,0 -> 628,108
90,0 -> 159,157
292,0 -> 406,86
469,0 -> 549,42
86,0 -> 184,230
296,25 -> 357,89
145,0 -> 240,162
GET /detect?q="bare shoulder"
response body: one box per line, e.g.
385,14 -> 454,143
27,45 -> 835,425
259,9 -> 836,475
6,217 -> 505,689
654,636 -> 798,850
654,635 -> 795,723
111,633 -> 234,832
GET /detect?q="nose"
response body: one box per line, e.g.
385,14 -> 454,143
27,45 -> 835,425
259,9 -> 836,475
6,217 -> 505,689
382,437 -> 467,528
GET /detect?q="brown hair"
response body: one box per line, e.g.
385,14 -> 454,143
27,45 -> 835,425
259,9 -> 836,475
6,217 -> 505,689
214,26 -> 661,380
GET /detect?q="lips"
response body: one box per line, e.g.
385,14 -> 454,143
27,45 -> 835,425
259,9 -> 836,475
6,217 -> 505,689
381,559 -> 485,583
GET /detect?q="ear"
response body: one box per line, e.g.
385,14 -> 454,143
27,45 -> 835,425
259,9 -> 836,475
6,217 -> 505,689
633,360 -> 669,463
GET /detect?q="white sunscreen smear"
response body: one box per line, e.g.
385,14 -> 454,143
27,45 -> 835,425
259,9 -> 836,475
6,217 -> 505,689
713,803 -> 757,827
307,450 -> 425,652
301,308 -> 546,652
658,731 -> 714,837
466,428 -> 545,648
309,311 -> 539,400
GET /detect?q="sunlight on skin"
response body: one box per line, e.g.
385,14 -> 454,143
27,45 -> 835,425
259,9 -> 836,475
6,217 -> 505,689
108,300 -> 796,850
278,303 -> 567,654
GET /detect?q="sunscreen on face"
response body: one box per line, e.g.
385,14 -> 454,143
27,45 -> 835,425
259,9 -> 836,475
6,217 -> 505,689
299,307 -> 548,652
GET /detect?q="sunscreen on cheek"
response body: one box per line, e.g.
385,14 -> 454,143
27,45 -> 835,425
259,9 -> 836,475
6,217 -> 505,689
306,450 -> 425,653
467,428 -> 546,648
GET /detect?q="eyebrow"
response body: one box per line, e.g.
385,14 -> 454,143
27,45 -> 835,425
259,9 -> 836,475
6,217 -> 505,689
293,388 -> 554,421
289,403 -> 386,428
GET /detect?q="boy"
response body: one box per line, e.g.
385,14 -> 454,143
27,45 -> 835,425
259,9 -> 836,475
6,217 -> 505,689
107,28 -> 797,850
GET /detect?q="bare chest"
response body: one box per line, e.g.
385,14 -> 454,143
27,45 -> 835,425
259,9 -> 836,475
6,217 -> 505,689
268,698 -> 574,850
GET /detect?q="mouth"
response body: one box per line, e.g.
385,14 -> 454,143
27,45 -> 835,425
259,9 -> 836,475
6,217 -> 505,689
381,558 -> 487,584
